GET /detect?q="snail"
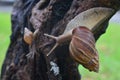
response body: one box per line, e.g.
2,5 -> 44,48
24,28 -> 39,58
44,7 -> 115,56
24,28 -> 39,45
24,28 -> 34,45
44,7 -> 115,72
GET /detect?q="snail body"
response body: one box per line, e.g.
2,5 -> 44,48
44,7 -> 115,72
44,7 -> 115,56
64,7 -> 115,33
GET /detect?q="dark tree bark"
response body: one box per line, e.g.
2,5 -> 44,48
1,0 -> 120,80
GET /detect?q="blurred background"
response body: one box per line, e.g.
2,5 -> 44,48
0,1 -> 120,80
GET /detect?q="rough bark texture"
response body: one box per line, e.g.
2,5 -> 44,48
1,0 -> 120,80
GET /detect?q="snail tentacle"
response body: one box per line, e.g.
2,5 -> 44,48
47,43 -> 59,56
44,33 -> 59,56
44,33 -> 69,56
44,33 -> 58,40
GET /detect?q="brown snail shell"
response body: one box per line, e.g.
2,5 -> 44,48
69,26 -> 99,72
24,28 -> 34,45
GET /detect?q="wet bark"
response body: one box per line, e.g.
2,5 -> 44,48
1,0 -> 120,80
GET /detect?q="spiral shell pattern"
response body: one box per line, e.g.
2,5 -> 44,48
69,26 -> 99,72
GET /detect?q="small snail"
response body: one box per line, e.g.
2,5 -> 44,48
44,7 -> 115,72
24,28 -> 39,45
24,28 -> 39,58
24,28 -> 34,45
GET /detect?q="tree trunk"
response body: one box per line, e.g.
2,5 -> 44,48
1,0 -> 120,80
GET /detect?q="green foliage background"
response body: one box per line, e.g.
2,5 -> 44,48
0,13 -> 11,71
0,13 -> 120,80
